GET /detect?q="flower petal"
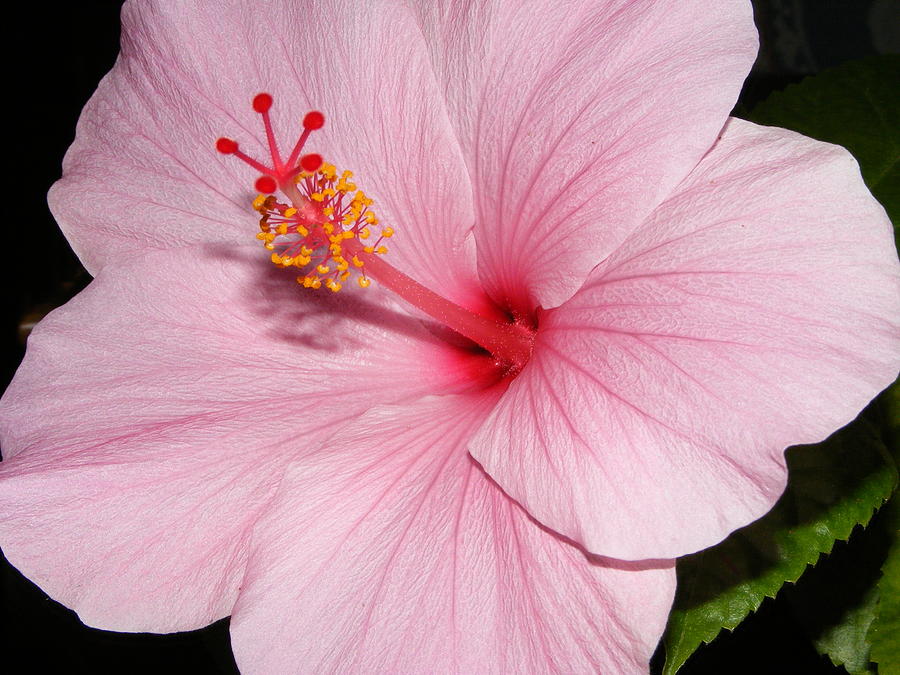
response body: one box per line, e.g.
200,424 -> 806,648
411,0 -> 758,310
231,394 -> 674,673
0,246 -> 461,632
49,0 -> 481,305
470,118 -> 900,559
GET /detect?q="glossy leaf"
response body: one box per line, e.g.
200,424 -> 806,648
868,497 -> 900,674
662,419 -> 897,674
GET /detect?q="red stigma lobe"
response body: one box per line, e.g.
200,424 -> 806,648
214,92 -> 325,192
216,138 -> 238,154
300,153 -> 323,172
255,176 -> 277,194
252,93 -> 273,113
303,111 -> 325,130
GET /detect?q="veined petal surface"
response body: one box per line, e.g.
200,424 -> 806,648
231,394 -> 674,674
0,246 -> 459,631
470,118 -> 900,559
49,0 -> 481,305
410,0 -> 758,310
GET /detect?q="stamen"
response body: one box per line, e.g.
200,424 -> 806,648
250,160 -> 390,292
215,93 -> 535,369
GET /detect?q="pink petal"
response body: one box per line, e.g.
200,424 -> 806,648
0,246 -> 462,632
410,0 -> 758,310
470,118 -> 900,560
230,394 -> 674,673
49,1 -> 482,306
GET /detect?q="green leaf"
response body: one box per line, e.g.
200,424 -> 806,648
811,582 -> 879,674
784,383 -> 900,673
662,418 -> 897,674
744,55 -> 900,249
869,497 -> 900,674
785,510 -> 895,673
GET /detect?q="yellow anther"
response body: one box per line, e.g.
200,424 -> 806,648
251,158 -> 395,287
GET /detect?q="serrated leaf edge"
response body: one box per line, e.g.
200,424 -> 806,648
663,491 -> 896,675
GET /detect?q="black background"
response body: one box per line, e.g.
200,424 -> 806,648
2,2 -> 896,673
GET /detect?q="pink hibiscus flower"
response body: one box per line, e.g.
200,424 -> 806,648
2,0 -> 899,672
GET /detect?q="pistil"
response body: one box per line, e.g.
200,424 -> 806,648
217,93 -> 535,369
345,238 -> 534,367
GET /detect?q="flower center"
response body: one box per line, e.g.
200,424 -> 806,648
216,93 -> 535,371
